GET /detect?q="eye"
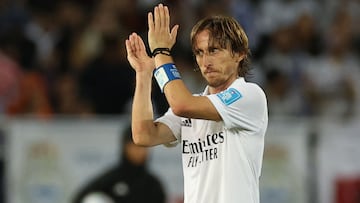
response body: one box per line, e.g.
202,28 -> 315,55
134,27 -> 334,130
194,50 -> 204,57
209,47 -> 220,55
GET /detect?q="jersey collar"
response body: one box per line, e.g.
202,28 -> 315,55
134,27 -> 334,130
201,77 -> 245,96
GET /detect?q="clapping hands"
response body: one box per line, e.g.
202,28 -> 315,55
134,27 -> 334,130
125,4 -> 179,73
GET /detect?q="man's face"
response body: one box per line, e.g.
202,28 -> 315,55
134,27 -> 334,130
193,30 -> 242,89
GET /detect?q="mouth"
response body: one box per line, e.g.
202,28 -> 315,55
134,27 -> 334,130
204,70 -> 218,76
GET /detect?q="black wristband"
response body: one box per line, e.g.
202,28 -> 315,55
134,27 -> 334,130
151,48 -> 171,57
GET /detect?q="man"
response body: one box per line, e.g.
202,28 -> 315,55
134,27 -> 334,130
72,126 -> 166,203
125,3 -> 268,203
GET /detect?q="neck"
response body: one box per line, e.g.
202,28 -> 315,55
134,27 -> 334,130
208,77 -> 240,94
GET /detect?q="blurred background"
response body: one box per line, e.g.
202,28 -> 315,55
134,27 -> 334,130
0,0 -> 359,202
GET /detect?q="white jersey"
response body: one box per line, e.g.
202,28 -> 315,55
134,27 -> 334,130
156,78 -> 268,203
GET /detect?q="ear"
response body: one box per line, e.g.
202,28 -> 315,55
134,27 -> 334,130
234,52 -> 245,63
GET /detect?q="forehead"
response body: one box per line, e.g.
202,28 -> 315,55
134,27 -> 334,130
194,30 -> 210,47
194,29 -> 226,51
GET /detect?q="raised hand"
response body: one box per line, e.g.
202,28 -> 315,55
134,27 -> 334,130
148,4 -> 179,52
125,33 -> 154,73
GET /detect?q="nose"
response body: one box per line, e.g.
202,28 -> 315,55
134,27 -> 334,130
198,54 -> 211,68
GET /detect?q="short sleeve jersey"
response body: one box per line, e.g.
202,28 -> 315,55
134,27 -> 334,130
156,78 -> 268,203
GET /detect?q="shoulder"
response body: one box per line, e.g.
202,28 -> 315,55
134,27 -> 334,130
234,78 -> 266,100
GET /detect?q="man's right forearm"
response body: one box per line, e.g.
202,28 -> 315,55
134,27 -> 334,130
131,71 -> 156,146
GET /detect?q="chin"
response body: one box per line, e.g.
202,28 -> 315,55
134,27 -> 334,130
207,80 -> 222,88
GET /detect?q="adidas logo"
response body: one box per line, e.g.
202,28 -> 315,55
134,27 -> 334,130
181,118 -> 192,127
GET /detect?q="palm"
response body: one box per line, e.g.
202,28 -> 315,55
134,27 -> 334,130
125,33 -> 155,73
147,4 -> 179,52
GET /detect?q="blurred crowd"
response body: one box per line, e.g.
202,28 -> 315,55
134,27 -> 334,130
0,0 -> 359,121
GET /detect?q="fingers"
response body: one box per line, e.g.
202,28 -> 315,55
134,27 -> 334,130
131,33 -> 140,52
126,33 -> 148,57
164,5 -> 170,33
148,12 -> 154,32
125,39 -> 131,56
136,34 -> 147,52
126,33 -> 138,55
134,34 -> 145,55
170,25 -> 179,44
159,4 -> 167,31
152,4 -> 170,32
147,3 -> 177,50
154,5 -> 160,31
125,34 -> 134,57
